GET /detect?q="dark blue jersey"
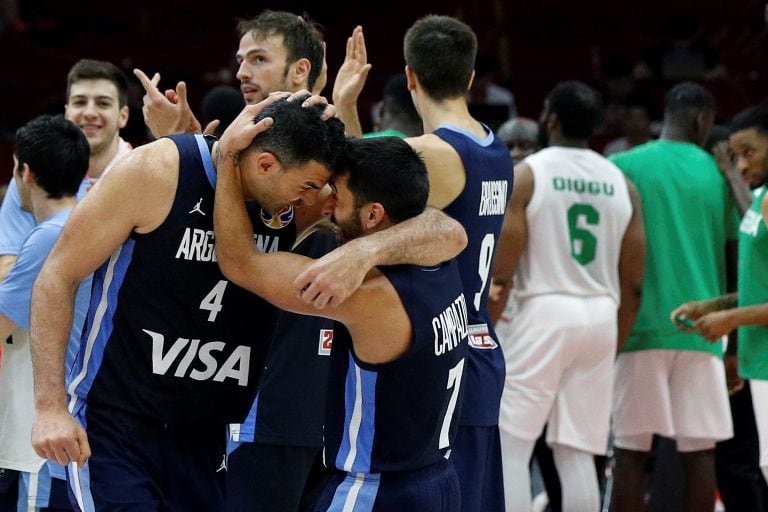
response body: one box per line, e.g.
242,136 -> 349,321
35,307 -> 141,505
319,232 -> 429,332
324,261 -> 468,473
231,224 -> 337,447
434,125 -> 513,426
67,134 -> 296,424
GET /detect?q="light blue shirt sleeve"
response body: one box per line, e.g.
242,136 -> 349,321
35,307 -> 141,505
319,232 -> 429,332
0,179 -> 37,256
0,221 -> 59,328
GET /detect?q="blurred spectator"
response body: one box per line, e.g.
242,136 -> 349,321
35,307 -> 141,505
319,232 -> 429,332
496,117 -> 539,163
200,84 -> 244,138
365,73 -> 422,139
603,100 -> 655,156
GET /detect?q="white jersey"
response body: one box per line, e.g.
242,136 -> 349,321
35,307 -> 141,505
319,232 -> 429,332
511,146 -> 632,304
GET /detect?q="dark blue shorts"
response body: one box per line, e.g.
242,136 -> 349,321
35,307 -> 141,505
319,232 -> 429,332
225,441 -> 323,512
67,398 -> 227,512
314,459 -> 460,512
451,425 -> 505,512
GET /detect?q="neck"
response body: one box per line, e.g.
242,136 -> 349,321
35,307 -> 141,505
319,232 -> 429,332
660,125 -> 693,143
88,136 -> 120,179
31,193 -> 77,224
417,94 -> 480,134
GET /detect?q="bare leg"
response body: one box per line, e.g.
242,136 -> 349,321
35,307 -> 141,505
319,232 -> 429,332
680,449 -> 716,512
610,448 -> 648,512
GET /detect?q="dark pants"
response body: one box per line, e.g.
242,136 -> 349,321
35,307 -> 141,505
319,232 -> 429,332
716,381 -> 768,511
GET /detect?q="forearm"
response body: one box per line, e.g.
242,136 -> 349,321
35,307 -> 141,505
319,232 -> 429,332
361,207 -> 467,267
213,150 -> 256,281
725,302 -> 768,329
617,285 -> 642,353
30,267 -> 76,412
335,102 -> 363,138
701,293 -> 739,313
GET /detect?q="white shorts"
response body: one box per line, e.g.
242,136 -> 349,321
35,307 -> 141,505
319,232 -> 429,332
612,350 -> 733,451
497,294 -> 616,455
751,379 -> 768,471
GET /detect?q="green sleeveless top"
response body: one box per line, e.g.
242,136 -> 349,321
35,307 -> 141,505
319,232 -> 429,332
738,186 -> 768,379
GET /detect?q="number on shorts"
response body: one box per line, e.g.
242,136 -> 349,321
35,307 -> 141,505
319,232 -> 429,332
439,358 -> 466,449
567,203 -> 600,265
474,233 -> 495,310
200,280 -> 228,322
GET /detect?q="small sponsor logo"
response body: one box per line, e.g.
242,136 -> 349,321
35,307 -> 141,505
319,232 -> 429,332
189,198 -> 206,216
467,323 -> 498,350
318,329 -> 333,356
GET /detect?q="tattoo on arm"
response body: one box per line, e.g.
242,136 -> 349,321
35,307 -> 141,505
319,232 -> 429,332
214,146 -> 239,169
714,294 -> 738,311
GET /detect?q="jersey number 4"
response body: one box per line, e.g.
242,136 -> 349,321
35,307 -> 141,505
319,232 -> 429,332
567,203 -> 600,265
200,280 -> 229,322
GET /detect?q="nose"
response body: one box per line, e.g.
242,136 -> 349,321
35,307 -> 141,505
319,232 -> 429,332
321,193 -> 337,217
236,61 -> 250,82
83,99 -> 98,117
736,155 -> 749,175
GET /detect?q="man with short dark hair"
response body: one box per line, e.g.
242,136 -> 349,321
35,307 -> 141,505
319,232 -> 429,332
0,58 -> 131,281
214,122 -> 469,510
609,82 -> 739,512
0,114 -> 92,510
672,106 -> 768,494
320,15 -> 514,511
493,80 -> 645,511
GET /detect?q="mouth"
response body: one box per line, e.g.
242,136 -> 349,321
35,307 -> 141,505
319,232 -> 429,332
240,85 -> 262,104
80,124 -> 101,136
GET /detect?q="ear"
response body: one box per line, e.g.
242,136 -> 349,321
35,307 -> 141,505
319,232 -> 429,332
405,66 -> 417,91
21,163 -> 35,185
547,112 -> 559,134
118,105 -> 129,129
252,151 -> 280,176
290,58 -> 312,90
362,202 -> 387,231
467,69 -> 476,92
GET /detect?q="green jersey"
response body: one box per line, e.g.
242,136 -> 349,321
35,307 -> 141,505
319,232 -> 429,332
610,140 -> 739,355
737,187 -> 768,379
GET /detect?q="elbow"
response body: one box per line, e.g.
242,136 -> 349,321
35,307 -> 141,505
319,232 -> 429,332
215,247 -> 247,286
452,222 -> 469,253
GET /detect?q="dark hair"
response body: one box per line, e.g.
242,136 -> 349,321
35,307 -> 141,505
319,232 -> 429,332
546,81 -> 603,139
663,81 -> 714,124
337,137 -> 428,223
201,85 -> 245,138
251,95 -> 346,172
729,106 -> 768,136
403,15 -> 476,101
66,59 -> 129,107
14,115 -> 89,199
237,10 -> 324,90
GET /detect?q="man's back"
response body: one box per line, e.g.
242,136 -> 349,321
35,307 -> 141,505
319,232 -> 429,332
611,139 -> 739,354
513,146 -> 632,302
323,261 -> 468,474
431,125 -> 513,427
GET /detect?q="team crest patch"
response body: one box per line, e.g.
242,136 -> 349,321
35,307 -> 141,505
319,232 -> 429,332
260,205 -> 294,229
467,323 -> 498,350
